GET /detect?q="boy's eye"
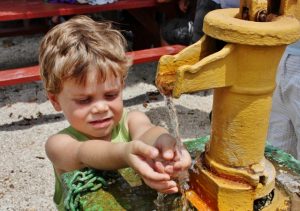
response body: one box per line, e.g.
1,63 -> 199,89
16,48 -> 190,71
75,98 -> 92,105
105,92 -> 119,100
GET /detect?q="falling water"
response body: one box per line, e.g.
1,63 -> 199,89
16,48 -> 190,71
155,96 -> 191,210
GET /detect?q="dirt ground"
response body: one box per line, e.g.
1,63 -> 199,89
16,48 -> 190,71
0,33 -> 213,210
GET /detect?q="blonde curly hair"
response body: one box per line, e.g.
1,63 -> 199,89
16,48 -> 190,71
39,15 -> 131,94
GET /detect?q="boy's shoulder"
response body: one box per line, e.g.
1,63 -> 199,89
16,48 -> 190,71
57,126 -> 89,142
126,110 -> 150,124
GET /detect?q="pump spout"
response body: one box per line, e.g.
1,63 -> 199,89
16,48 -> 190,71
156,35 -> 237,98
173,43 -> 236,98
156,35 -> 226,96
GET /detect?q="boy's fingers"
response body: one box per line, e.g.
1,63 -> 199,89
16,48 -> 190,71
132,155 -> 170,181
154,161 -> 165,173
173,148 -> 181,161
173,150 -> 192,171
159,187 -> 179,194
133,141 -> 158,159
139,166 -> 170,181
162,149 -> 174,160
164,164 -> 174,174
143,178 -> 177,192
157,138 -> 176,160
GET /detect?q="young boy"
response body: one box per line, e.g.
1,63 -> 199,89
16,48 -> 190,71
39,15 -> 191,209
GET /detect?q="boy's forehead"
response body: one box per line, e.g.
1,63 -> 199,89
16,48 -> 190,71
88,70 -> 122,87
64,72 -> 122,91
103,79 -> 121,88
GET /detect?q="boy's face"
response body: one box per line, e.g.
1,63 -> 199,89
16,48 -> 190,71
48,71 -> 124,140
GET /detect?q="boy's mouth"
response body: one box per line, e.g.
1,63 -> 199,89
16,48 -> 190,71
88,118 -> 112,128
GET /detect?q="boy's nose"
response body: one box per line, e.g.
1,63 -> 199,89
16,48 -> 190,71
91,101 -> 109,113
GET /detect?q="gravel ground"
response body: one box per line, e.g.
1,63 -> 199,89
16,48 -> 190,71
0,34 -> 213,210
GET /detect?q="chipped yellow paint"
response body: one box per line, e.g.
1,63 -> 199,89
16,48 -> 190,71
156,1 -> 300,210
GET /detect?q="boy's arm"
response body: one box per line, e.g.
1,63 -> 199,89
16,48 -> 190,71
45,134 -> 126,172
45,134 -> 163,176
127,110 -> 170,146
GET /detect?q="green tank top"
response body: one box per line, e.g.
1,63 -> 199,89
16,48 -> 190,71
53,112 -> 141,211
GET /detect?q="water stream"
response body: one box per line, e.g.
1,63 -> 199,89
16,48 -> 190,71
155,96 -> 191,210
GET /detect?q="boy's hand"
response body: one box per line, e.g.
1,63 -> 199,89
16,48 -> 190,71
153,133 -> 192,178
124,141 -> 178,193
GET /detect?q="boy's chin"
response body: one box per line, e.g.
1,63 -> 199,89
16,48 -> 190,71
88,129 -> 112,140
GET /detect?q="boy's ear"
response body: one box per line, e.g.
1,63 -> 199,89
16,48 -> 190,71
47,93 -> 62,111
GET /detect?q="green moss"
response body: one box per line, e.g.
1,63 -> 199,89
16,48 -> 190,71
265,143 -> 300,175
184,136 -> 209,153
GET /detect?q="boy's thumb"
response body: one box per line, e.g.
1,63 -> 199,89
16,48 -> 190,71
134,141 -> 159,159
